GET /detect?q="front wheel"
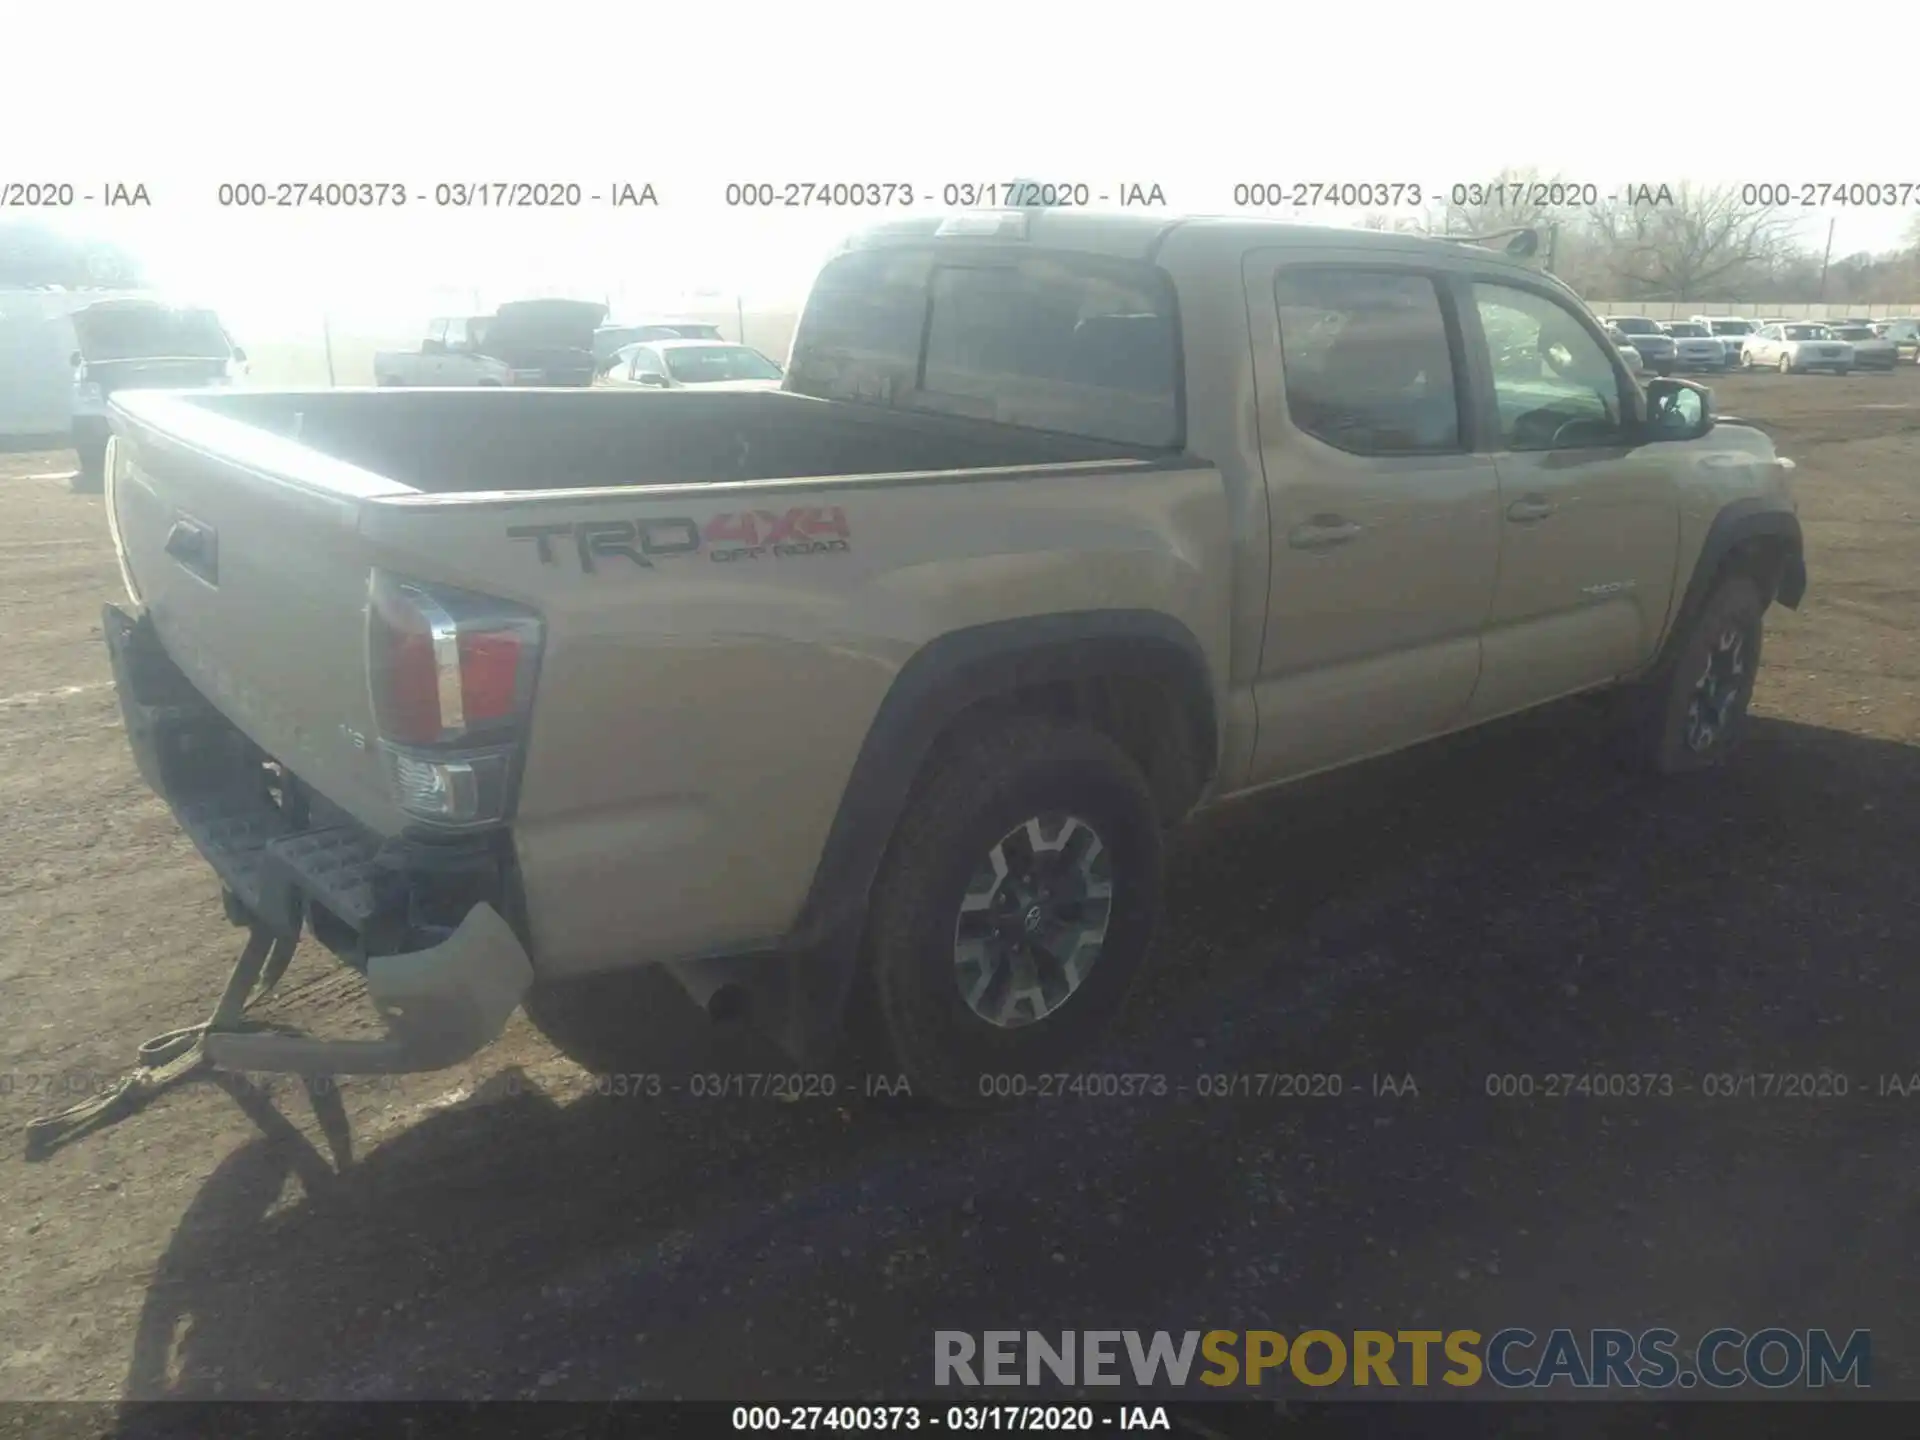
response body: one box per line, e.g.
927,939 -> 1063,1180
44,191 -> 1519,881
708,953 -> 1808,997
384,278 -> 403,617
1777,353 -> 1794,374
864,716 -> 1163,1109
1631,575 -> 1767,775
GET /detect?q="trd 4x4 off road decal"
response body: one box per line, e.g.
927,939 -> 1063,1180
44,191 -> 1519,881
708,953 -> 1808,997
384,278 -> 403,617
508,506 -> 851,573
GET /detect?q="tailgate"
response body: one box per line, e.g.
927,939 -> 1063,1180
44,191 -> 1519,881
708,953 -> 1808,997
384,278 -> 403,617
106,392 -> 413,834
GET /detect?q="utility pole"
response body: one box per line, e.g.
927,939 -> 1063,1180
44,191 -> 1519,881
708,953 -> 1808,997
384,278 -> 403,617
1818,217 -> 1837,302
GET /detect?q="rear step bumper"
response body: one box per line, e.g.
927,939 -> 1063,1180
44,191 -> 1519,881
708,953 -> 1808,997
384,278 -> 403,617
103,602 -> 533,1075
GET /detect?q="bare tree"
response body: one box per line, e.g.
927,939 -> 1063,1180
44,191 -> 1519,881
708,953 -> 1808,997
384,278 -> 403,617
1583,184 -> 1797,300
1432,166 -> 1573,238
1353,211 -> 1425,233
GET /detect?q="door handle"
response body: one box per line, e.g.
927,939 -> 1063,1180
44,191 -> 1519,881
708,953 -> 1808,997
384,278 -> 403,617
1506,497 -> 1555,523
1288,516 -> 1364,550
165,517 -> 218,583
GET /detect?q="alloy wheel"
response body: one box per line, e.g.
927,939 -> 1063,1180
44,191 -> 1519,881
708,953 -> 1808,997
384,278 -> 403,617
1684,627 -> 1749,754
952,814 -> 1114,1028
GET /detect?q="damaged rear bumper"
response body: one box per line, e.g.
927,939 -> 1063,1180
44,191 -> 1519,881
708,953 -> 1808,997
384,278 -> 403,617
204,902 -> 532,1075
103,602 -> 533,1076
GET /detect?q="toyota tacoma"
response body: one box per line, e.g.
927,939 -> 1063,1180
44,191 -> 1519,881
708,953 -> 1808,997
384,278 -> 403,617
83,211 -> 1806,1110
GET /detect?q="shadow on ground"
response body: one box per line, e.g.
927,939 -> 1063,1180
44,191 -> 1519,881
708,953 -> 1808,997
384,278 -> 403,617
112,711 -> 1920,1409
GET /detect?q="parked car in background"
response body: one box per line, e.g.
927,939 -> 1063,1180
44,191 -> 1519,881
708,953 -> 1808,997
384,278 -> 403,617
1691,316 -> 1760,366
1661,321 -> 1729,372
592,319 -> 726,372
597,338 -> 786,391
68,299 -> 245,492
1607,315 -> 1676,375
1603,322 -> 1646,375
1829,324 -> 1897,370
1743,322 -> 1854,374
1876,317 -> 1920,362
374,300 -> 607,388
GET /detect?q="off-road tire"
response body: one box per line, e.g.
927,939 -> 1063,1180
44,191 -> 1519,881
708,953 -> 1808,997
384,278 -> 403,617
864,716 -> 1163,1110
1631,575 -> 1768,775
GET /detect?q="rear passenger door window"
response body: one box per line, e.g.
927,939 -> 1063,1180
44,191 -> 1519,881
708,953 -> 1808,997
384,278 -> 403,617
1469,283 -> 1630,451
1272,269 -> 1464,455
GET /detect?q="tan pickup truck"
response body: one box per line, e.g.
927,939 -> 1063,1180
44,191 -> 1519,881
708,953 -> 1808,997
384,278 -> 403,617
94,211 -> 1804,1108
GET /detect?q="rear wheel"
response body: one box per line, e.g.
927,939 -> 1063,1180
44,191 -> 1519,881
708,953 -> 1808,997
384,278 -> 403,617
864,716 -> 1163,1109
1777,353 -> 1794,374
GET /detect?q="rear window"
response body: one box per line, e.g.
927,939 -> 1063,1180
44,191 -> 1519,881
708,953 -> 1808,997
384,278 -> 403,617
662,344 -> 783,382
1708,320 -> 1755,335
787,245 -> 1183,449
1666,323 -> 1710,337
1785,325 -> 1829,340
1835,326 -> 1876,340
1611,317 -> 1660,334
75,306 -> 230,360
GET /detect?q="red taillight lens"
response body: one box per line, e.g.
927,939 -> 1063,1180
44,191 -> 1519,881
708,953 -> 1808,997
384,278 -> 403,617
378,602 -> 445,746
368,574 -> 541,748
458,631 -> 523,724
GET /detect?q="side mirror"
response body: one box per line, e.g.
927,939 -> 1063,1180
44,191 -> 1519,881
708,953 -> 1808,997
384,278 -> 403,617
1643,376 -> 1714,442
70,350 -> 84,368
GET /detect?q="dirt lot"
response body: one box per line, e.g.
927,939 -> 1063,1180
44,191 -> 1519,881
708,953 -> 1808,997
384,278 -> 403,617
3,373 -> 1919,1408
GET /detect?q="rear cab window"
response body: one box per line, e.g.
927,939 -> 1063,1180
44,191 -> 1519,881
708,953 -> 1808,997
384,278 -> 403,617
1271,268 -> 1464,456
787,245 -> 1184,450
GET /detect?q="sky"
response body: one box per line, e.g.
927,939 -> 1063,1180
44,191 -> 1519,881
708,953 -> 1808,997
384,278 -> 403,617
6,0 -> 1918,339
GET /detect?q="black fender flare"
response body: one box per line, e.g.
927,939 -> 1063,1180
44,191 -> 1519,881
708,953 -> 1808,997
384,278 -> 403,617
1667,500 -> 1805,653
683,611 -> 1219,1064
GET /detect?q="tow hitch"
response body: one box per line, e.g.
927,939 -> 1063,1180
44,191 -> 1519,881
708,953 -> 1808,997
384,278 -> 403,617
24,923 -> 300,1159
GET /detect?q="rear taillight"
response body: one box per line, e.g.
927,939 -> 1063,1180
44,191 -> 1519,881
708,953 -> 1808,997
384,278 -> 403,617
367,573 -> 543,828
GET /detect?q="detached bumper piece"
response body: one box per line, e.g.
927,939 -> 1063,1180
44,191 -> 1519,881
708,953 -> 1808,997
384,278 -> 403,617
26,609 -> 535,1157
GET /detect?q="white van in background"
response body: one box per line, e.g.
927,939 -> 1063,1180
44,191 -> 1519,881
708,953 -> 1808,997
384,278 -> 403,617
0,287 -> 155,440
1,223 -> 152,441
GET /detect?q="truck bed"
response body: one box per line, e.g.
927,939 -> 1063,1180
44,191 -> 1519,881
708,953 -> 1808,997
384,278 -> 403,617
101,382 -> 1232,984
186,387 -> 1152,493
